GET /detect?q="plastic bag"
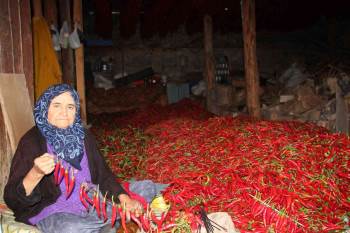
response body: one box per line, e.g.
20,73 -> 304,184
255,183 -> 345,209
199,212 -> 240,233
59,21 -> 69,49
50,24 -> 61,51
69,23 -> 81,49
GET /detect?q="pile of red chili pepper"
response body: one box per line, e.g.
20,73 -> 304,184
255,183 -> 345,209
91,99 -> 350,232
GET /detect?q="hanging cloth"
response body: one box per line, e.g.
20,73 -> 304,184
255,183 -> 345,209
33,17 -> 62,100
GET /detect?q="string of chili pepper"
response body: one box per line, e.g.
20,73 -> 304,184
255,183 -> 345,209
53,161 -> 76,200
66,167 -> 75,199
77,184 -> 178,232
118,203 -> 128,233
79,184 -> 89,211
102,192 -> 108,222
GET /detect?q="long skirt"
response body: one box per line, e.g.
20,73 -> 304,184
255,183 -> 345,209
36,200 -> 118,233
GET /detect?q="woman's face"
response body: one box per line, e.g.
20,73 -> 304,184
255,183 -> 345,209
47,92 -> 77,129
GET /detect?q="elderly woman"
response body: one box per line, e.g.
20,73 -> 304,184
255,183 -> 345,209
4,84 -> 142,233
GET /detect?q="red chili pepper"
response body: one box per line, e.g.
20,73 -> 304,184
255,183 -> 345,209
82,187 -> 94,205
64,168 -> 69,197
140,213 -> 150,232
79,184 -> 89,211
118,204 -> 128,233
262,208 -> 268,227
94,191 -> 101,218
102,192 -> 108,222
66,168 -> 75,199
57,164 -> 65,185
162,223 -> 177,230
130,213 -> 142,230
110,196 -> 118,228
151,211 -> 167,232
54,160 -> 61,185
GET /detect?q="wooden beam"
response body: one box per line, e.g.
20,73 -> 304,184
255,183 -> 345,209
203,14 -> 215,91
9,0 -> 22,73
20,0 -> 34,103
43,0 -> 62,66
43,0 -> 58,25
241,0 -> 261,119
0,0 -> 13,73
73,0 -> 87,124
203,14 -> 215,111
59,0 -> 75,86
32,0 -> 42,17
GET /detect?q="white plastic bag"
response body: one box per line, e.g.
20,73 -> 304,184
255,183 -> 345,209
199,212 -> 240,233
69,23 -> 81,49
59,21 -> 69,49
50,24 -> 61,51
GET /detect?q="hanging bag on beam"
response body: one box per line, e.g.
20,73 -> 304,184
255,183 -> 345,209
69,23 -> 81,49
59,21 -> 69,49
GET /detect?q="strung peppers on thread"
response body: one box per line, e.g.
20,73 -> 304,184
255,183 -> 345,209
66,167 -> 75,199
54,159 -> 61,185
58,164 -> 65,185
151,211 -> 167,232
64,168 -> 69,197
111,196 -> 117,228
82,186 -> 94,205
79,184 -> 89,211
130,213 -> 143,230
94,188 -> 101,218
118,203 -> 128,233
140,210 -> 150,232
102,192 -> 108,222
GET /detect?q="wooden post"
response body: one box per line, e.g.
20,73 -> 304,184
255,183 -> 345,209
59,0 -> 75,86
0,0 -> 13,73
203,14 -> 215,110
43,0 -> 58,25
241,0 -> 261,119
32,0 -> 42,17
73,0 -> 87,124
43,0 -> 61,65
20,0 -> 34,103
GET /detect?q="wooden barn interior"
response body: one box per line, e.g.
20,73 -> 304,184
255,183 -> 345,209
1,0 -> 350,232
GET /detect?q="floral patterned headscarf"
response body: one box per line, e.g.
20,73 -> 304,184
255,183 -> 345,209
34,84 -> 85,170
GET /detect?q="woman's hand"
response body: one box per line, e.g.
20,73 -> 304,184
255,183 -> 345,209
23,153 -> 55,196
33,153 -> 55,176
118,194 -> 143,219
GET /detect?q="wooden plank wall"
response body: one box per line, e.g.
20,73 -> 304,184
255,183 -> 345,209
0,0 -> 33,199
0,0 -> 33,100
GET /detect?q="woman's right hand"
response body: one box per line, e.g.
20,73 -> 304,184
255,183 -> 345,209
33,153 -> 56,176
23,153 -> 55,196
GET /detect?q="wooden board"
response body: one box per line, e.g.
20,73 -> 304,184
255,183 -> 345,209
74,0 -> 87,124
0,73 -> 35,199
241,0 -> 261,119
0,0 -> 34,103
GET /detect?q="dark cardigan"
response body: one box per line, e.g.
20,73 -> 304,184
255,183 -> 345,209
4,126 -> 127,225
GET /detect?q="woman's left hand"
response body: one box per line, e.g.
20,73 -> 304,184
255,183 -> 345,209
118,194 -> 143,219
